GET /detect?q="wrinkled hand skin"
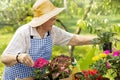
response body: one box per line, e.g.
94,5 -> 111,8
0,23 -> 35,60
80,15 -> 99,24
18,53 -> 34,67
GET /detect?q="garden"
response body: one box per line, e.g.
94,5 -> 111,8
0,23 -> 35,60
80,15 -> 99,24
0,0 -> 120,80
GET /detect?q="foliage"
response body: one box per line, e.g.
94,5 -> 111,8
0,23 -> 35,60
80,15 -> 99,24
76,19 -> 86,29
48,55 -> 72,79
93,0 -> 120,15
94,31 -> 117,43
0,0 -> 119,32
0,32 -> 13,55
0,26 -> 14,34
90,52 -> 108,75
0,0 -> 35,28
0,62 -> 4,80
79,46 -> 96,70
92,29 -> 120,50
90,49 -> 120,78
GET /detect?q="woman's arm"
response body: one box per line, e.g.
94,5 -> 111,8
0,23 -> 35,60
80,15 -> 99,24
1,54 -> 18,66
1,53 -> 34,67
1,26 -> 34,67
68,35 -> 96,46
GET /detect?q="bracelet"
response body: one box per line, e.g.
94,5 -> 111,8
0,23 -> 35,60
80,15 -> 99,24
16,53 -> 21,63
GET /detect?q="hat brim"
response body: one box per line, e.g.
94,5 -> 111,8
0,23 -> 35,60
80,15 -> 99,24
29,8 -> 64,27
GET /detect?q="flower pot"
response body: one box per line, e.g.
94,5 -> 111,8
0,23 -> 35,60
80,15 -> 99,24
103,42 -> 112,53
74,72 -> 84,80
60,75 -> 72,80
15,77 -> 33,80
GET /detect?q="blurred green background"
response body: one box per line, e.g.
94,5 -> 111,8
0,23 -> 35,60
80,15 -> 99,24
0,0 -> 120,79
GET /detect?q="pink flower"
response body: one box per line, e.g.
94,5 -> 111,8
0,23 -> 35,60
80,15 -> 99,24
33,58 -> 49,69
113,51 -> 119,56
60,67 -> 65,71
106,62 -> 111,69
112,48 -> 116,52
104,50 -> 110,55
56,73 -> 60,77
64,68 -> 70,73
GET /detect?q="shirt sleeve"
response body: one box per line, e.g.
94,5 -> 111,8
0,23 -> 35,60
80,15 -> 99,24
2,28 -> 27,55
52,26 -> 74,46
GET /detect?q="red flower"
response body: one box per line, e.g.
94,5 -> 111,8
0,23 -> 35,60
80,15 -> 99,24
82,69 -> 98,77
88,69 -> 98,76
96,75 -> 102,80
81,69 -> 100,80
82,70 -> 89,77
33,58 -> 49,69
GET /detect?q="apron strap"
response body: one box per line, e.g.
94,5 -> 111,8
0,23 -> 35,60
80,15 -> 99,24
30,35 -> 33,39
30,31 -> 50,39
47,31 -> 50,36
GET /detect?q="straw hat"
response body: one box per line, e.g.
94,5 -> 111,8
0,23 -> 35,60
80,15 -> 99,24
29,0 -> 65,27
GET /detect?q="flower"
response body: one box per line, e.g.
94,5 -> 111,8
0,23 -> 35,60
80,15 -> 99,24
112,51 -> 119,56
92,56 -> 100,61
104,50 -> 110,55
33,58 -> 49,69
48,55 -> 72,79
106,62 -> 111,69
33,58 -> 49,79
74,69 -> 102,80
90,49 -> 120,78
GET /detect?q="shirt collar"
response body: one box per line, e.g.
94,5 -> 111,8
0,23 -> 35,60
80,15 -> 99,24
30,27 -> 48,38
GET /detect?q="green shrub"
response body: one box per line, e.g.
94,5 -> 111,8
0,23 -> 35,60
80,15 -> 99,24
0,26 -> 14,34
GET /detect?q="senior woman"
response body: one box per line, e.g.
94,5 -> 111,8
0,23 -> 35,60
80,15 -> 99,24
1,0 -> 96,80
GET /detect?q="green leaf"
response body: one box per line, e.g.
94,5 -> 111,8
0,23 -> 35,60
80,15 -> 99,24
79,47 -> 96,70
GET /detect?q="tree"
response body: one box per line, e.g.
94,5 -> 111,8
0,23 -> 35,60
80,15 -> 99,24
0,0 -> 35,28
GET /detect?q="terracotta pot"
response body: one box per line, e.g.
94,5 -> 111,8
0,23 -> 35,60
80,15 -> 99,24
103,42 -> 112,53
15,77 -> 33,80
60,75 -> 72,80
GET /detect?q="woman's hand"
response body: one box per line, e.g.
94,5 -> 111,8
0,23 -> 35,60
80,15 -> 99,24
18,53 -> 34,67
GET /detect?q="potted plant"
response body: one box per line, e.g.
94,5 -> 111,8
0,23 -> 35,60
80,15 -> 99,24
90,49 -> 120,79
48,55 -> 72,80
92,30 -> 119,53
33,58 -> 50,80
33,55 -> 72,80
74,69 -> 110,80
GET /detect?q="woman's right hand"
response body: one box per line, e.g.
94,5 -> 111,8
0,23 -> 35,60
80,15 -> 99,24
18,53 -> 34,67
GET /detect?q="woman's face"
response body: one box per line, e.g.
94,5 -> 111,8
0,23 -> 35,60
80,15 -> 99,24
41,16 -> 57,31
